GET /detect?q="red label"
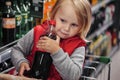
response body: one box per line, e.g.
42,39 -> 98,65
2,18 -> 15,29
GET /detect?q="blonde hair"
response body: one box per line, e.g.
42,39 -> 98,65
50,0 -> 92,40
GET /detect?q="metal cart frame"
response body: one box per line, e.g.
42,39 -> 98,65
80,55 -> 111,80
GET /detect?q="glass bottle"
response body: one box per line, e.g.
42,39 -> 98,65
0,20 -> 1,46
2,0 -> 16,45
0,0 -> 4,46
24,20 -> 56,80
18,0 -> 28,37
24,0 -> 34,30
12,0 -> 22,39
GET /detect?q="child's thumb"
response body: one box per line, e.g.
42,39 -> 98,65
25,64 -> 30,71
56,36 -> 60,44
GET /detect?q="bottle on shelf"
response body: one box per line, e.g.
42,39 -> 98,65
12,0 -> 22,39
18,0 -> 28,37
24,0 -> 34,30
105,31 -> 112,55
41,0 -> 57,23
0,0 -> 5,47
89,0 -> 98,6
0,3 -> 2,46
97,7 -> 105,26
119,31 -> 120,47
111,28 -> 117,46
2,0 -> 16,45
104,2 -> 115,24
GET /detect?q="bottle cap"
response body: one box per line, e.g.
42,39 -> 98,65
6,1 -> 11,6
41,20 -> 56,30
49,20 -> 56,26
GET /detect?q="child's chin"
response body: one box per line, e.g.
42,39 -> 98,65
61,36 -> 69,39
58,34 -> 69,39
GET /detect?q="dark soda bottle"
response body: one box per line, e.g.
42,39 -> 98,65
0,1 -> 2,46
2,0 -> 16,45
24,20 -> 56,80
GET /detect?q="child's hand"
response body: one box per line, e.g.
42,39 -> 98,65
0,73 -> 38,80
37,36 -> 60,54
18,62 -> 30,76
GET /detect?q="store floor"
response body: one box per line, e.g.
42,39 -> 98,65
96,47 -> 120,80
111,48 -> 120,80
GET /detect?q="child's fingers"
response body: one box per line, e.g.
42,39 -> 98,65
56,36 -> 60,44
19,63 -> 30,76
19,66 -> 25,76
25,64 -> 30,71
40,36 -> 48,40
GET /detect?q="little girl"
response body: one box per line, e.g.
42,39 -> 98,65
11,0 -> 92,80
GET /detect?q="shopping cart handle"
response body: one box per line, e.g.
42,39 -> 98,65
99,56 -> 111,64
86,55 -> 111,64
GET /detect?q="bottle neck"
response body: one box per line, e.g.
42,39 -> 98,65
5,4 -> 12,12
20,0 -> 24,5
19,0 -> 27,12
24,0 -> 31,10
7,5 -> 11,8
12,0 -> 21,13
13,0 -> 17,4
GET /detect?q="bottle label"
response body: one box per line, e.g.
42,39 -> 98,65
16,14 -> 22,26
2,18 -> 15,29
22,13 -> 28,24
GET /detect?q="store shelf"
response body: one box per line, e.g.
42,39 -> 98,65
92,0 -> 112,13
109,45 -> 119,58
87,20 -> 113,40
91,45 -> 119,78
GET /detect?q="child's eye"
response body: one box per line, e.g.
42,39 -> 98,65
60,18 -> 65,23
71,23 -> 78,27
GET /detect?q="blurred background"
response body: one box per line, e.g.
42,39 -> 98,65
0,0 -> 120,80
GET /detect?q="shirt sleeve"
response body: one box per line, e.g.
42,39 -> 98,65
11,29 -> 34,71
51,46 -> 85,80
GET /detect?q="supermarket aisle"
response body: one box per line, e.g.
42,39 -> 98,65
111,48 -> 120,80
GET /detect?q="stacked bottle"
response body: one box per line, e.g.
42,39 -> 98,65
18,0 -> 28,37
2,0 -> 15,45
12,0 -> 22,39
24,0 -> 34,30
0,1 -> 2,46
12,0 -> 33,39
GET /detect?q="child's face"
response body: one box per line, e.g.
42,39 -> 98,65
54,1 -> 81,39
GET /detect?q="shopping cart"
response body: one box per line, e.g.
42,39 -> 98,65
80,55 -> 111,80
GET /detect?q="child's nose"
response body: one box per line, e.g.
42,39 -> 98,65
64,24 -> 70,31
